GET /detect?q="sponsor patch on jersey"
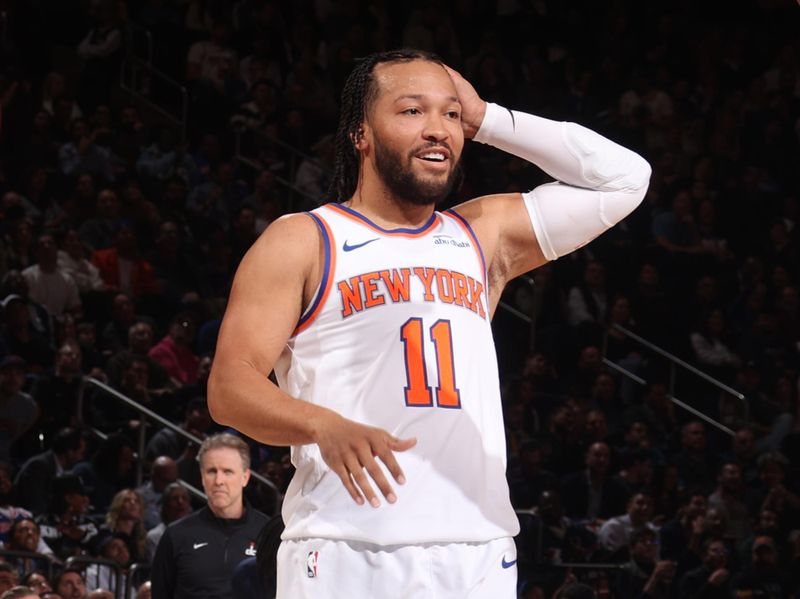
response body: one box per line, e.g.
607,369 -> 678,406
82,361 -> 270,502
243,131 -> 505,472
433,235 -> 471,248
306,550 -> 319,578
245,541 -> 257,557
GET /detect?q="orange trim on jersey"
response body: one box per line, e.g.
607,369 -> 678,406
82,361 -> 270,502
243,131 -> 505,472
293,212 -> 337,336
324,203 -> 441,238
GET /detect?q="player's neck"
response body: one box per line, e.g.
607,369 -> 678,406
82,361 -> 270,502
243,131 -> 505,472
346,178 -> 436,229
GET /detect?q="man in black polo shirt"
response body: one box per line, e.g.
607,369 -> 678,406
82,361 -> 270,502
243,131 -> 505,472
151,433 -> 268,599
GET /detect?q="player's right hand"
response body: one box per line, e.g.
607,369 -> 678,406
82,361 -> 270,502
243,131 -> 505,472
313,411 -> 416,507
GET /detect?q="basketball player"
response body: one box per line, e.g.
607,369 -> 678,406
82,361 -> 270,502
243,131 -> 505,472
208,49 -> 651,598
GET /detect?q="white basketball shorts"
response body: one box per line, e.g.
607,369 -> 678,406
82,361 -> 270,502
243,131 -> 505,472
276,536 -> 517,598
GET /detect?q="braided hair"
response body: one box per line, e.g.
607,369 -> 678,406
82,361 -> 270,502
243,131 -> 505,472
327,49 -> 443,204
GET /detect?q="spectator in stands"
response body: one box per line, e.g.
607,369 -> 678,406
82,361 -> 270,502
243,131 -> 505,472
145,482 -> 192,562
148,221 -> 202,310
78,189 -> 120,253
22,571 -> 52,596
0,463 -> 45,550
616,527 -> 677,599
22,235 -> 81,319
76,0 -> 125,111
57,119 -> 114,184
29,343 -> 85,449
678,537 -> 731,599
98,294 -> 140,355
0,356 -> 38,462
98,489 -> 146,564
105,322 -> 169,394
136,128 -> 195,186
3,518 -> 54,577
54,568 -> 87,599
598,492 -> 657,558
0,295 -> 54,373
731,535 -> 794,598
507,440 -> 558,510
57,229 -> 106,295
230,80 -> 279,133
751,451 -> 800,528
566,261 -> 608,332
91,222 -> 157,300
14,428 -> 85,515
723,427 -> 759,486
0,565 -> 18,596
37,474 -> 97,560
673,421 -> 718,494
689,308 -> 742,382
144,397 -> 211,463
137,456 -> 178,530
72,433 -> 134,513
612,448 -> 655,499
561,442 -> 628,522
148,313 -> 199,387
4,220 -> 37,272
85,533 -> 131,596
660,492 -> 708,564
708,462 -> 752,542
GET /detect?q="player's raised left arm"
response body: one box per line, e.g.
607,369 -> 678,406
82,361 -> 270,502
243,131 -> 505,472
446,66 -> 651,286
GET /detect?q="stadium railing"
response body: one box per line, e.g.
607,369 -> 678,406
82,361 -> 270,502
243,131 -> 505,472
82,376 -> 281,514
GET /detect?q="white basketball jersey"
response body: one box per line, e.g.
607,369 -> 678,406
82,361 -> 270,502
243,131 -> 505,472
274,203 -> 519,545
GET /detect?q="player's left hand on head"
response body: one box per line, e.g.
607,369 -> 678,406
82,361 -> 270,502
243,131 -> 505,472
443,65 -> 487,140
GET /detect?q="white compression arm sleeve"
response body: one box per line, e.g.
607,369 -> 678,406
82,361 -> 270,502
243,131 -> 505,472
473,102 -> 652,261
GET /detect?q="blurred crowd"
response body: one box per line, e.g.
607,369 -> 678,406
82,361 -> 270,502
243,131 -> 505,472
0,0 -> 798,597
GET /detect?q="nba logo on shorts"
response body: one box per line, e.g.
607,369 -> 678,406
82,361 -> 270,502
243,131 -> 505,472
306,550 -> 319,578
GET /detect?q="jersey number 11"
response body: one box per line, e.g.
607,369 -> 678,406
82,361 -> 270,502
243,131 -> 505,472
401,317 -> 462,409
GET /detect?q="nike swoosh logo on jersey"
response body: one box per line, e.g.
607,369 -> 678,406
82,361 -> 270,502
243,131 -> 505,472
501,556 -> 517,569
343,238 -> 379,252
193,542 -> 208,550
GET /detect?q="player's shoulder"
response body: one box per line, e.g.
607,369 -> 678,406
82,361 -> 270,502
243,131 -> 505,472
240,211 -> 322,270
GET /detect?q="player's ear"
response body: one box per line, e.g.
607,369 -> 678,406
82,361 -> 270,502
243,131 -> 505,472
350,123 -> 368,151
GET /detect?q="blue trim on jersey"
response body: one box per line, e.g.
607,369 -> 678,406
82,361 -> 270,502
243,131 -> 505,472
331,203 -> 438,235
297,212 -> 331,328
444,209 -> 488,284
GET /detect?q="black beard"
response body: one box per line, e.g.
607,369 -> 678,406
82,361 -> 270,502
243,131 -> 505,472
373,136 -> 462,206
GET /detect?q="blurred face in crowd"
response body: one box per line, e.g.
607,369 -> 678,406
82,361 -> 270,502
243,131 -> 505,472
631,531 -> 659,565
118,490 -> 141,520
56,344 -> 82,376
11,518 -> 40,551
128,323 -> 154,353
718,463 -> 742,493
586,443 -> 610,475
103,537 -> 130,566
686,494 -> 708,520
759,461 -> 785,487
201,447 -> 250,518
0,568 -> 18,593
0,364 -> 25,395
162,487 -> 191,523
627,493 -> 654,526
703,539 -> 728,570
26,571 -> 53,594
56,571 -> 86,596
705,507 -> 726,537
752,536 -> 778,570
585,410 -> 608,440
682,422 -> 706,451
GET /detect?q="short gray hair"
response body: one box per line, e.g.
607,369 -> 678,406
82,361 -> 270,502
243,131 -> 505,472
198,433 -> 250,470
